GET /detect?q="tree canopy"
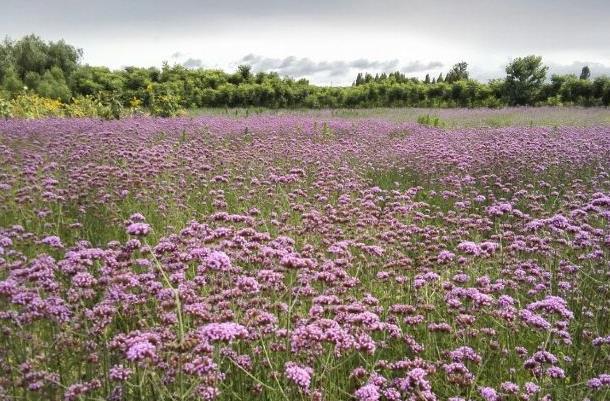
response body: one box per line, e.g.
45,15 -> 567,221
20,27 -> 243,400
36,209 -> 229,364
1,35 -> 610,109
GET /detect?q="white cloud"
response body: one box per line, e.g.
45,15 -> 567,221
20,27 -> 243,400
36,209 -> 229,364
236,54 -> 442,81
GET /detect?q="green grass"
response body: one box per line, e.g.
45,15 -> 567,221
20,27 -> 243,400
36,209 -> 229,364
189,106 -> 610,128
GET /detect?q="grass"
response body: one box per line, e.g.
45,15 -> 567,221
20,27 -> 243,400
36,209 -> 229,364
190,106 -> 610,128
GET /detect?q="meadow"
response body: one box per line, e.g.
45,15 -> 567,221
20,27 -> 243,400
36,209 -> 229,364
190,107 -> 610,128
0,110 -> 609,401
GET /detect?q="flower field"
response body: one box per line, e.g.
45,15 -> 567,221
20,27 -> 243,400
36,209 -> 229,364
0,115 -> 609,401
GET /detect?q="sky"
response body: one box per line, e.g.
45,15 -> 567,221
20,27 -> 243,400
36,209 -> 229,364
2,0 -> 610,85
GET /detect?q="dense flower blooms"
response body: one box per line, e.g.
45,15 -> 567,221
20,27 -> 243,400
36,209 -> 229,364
480,387 -> 499,401
204,251 -> 233,271
355,384 -> 381,401
284,362 -> 313,392
126,340 -> 156,362
41,235 -> 63,248
0,115 -> 608,401
198,322 -> 248,342
126,222 -> 151,236
109,365 -> 132,381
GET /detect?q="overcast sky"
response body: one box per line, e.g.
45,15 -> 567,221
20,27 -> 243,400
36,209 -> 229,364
2,0 -> 610,85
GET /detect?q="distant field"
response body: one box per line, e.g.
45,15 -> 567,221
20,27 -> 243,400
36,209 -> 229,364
0,115 -> 609,401
190,106 -> 610,127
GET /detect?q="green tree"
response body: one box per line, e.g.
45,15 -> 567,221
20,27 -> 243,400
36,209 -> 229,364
1,68 -> 24,95
580,65 -> 591,80
47,39 -> 82,77
504,55 -> 548,105
0,38 -> 15,83
445,62 -> 469,83
11,35 -> 49,79
237,64 -> 252,82
592,76 -> 610,105
37,66 -> 72,101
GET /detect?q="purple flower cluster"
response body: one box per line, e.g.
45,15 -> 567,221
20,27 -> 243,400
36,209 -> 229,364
198,322 -> 248,342
126,222 -> 151,236
284,362 -> 313,392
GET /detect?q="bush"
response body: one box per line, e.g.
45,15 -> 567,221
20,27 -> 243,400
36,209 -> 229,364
10,92 -> 63,118
0,95 -> 12,119
63,95 -> 106,118
150,93 -> 184,117
417,114 -> 445,127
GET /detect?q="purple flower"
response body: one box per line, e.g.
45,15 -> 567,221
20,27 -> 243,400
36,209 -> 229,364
437,250 -> 455,264
284,362 -> 313,392
546,366 -> 565,379
198,322 -> 248,342
205,251 -> 232,271
479,387 -> 499,401
500,381 -> 519,394
126,222 -> 151,236
524,382 -> 540,394
197,385 -> 220,400
109,365 -> 132,381
184,356 -> 218,377
0,236 -> 12,247
586,374 -> 610,390
449,346 -> 482,364
129,213 -> 146,222
42,235 -> 63,248
355,384 -> 381,401
526,296 -> 574,320
457,241 -> 481,256
126,340 -> 156,361
235,276 -> 261,294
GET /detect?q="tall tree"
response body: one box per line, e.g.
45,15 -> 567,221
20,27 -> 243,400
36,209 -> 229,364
445,62 -> 469,83
237,64 -> 252,82
0,38 -> 15,83
504,55 -> 548,105
580,65 -> 591,80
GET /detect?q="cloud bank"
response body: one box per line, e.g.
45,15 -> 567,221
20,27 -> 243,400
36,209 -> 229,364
236,54 -> 442,78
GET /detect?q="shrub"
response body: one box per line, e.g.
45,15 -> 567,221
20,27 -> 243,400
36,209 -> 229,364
10,92 -> 63,118
417,114 -> 445,127
0,95 -> 12,119
63,95 -> 105,118
150,93 -> 184,117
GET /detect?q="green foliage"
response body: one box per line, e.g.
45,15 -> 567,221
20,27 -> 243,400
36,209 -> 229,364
1,67 -> 23,95
417,114 -> 445,127
9,92 -> 64,118
592,76 -> 610,106
96,91 -> 125,119
504,55 -> 548,106
63,95 -> 107,118
237,64 -> 252,82
445,61 -> 469,83
0,95 -> 12,118
6,34 -> 81,85
150,91 -> 183,117
36,66 -> 72,102
1,35 -> 610,115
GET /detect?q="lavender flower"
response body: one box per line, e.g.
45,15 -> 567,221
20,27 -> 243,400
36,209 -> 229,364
198,322 -> 248,342
126,222 -> 151,236
284,362 -> 313,392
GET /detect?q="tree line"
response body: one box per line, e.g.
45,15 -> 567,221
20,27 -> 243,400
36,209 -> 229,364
1,35 -> 609,115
